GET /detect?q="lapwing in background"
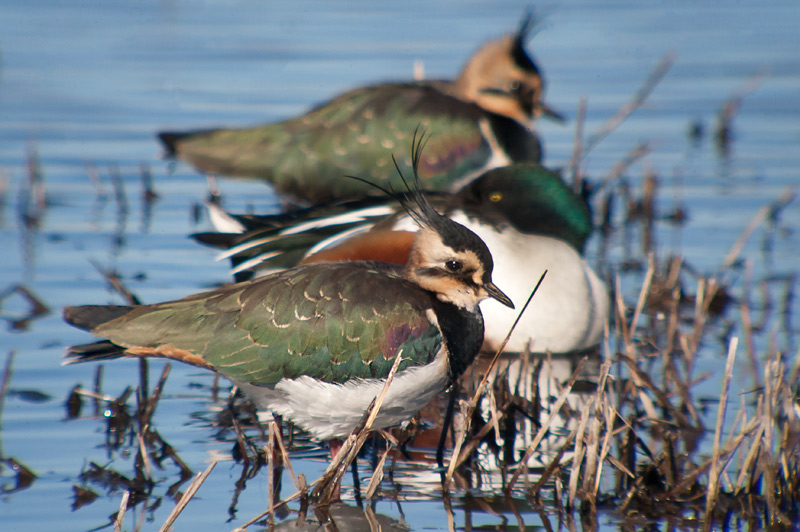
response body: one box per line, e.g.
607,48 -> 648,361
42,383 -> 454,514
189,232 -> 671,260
63,149 -> 513,444
158,14 -> 563,203
196,163 -> 610,355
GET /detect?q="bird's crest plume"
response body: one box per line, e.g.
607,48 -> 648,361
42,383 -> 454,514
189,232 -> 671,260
512,10 -> 542,74
346,128 -> 447,232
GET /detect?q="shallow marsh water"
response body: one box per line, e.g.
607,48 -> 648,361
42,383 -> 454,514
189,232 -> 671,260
1,0 -> 799,530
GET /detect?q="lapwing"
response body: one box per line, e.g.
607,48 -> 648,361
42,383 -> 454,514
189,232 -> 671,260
158,14 -> 562,203
63,150 -> 514,442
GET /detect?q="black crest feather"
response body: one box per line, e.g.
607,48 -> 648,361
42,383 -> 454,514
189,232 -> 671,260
347,128 -> 448,232
512,11 -> 541,75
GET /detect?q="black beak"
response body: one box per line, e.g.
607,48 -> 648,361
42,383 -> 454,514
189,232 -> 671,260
540,102 -> 565,123
485,282 -> 514,309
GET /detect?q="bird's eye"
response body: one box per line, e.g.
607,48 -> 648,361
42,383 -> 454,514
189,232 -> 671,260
445,260 -> 462,272
489,192 -> 503,203
508,80 -> 521,92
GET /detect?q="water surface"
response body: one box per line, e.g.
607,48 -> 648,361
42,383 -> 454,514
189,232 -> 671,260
1,1 -> 798,530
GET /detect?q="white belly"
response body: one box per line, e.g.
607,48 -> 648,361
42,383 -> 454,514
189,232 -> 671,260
236,346 -> 449,441
449,212 -> 610,353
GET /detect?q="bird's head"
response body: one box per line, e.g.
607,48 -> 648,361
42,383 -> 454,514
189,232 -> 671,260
454,12 -> 563,125
397,135 -> 514,311
406,222 -> 513,312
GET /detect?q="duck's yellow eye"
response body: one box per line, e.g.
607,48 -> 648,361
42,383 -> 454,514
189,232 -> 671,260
489,192 -> 503,203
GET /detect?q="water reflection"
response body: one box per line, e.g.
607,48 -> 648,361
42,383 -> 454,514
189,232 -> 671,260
1,0 -> 799,529
0,352 -> 38,496
258,501 -> 410,532
0,284 -> 50,331
13,147 -> 46,286
64,362 -> 196,528
138,163 -> 159,235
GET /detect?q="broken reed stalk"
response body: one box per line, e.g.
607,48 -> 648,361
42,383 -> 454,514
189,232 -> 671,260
363,506 -> 382,531
600,142 -> 651,191
108,165 -> 129,219
158,461 -> 217,532
138,431 -> 153,479
662,256 -> 682,356
140,363 -> 171,426
90,259 -> 142,306
614,274 -> 658,420
140,163 -> 158,201
715,71 -> 768,151
267,422 -> 276,530
312,345 -> 406,504
619,354 -> 692,428
734,411 -> 765,493
364,446 -> 391,499
667,416 -> 760,497
235,489 -> 304,531
740,261 -> 761,390
721,186 -> 796,272
506,357 -> 589,492
70,387 -> 115,403
237,352 -> 407,528
568,401 -> 591,504
113,490 -> 130,532
272,420 -> 300,491
703,336 -> 739,531
584,361 -> 613,500
568,96 -> 587,191
442,488 -> 456,532
0,351 -> 16,439
761,352 -> 781,524
26,144 -> 46,215
0,172 -> 8,226
528,427 -> 577,498
93,365 -> 104,417
629,254 -> 655,347
504,491 -> 527,532
134,363 -> 171,480
84,161 -> 107,198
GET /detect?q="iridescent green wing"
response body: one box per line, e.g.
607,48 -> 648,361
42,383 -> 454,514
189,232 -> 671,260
166,83 -> 526,201
93,263 -> 442,385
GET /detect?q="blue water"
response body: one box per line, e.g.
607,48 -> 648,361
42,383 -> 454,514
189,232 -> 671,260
1,0 -> 799,530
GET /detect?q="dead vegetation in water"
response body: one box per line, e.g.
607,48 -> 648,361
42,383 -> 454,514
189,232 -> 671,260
64,180 -> 798,531
64,354 -> 202,528
55,61 -> 799,531
0,351 -> 39,496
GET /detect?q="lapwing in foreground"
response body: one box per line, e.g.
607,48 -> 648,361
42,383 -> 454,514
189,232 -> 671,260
63,156 -> 513,442
196,163 -> 609,354
158,14 -> 562,203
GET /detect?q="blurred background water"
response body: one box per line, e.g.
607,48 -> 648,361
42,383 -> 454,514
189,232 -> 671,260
1,0 -> 798,530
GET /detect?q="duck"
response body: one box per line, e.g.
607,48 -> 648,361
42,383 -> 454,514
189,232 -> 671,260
195,162 -> 610,354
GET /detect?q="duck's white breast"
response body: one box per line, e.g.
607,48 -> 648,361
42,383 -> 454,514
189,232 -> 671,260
450,211 -> 610,353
